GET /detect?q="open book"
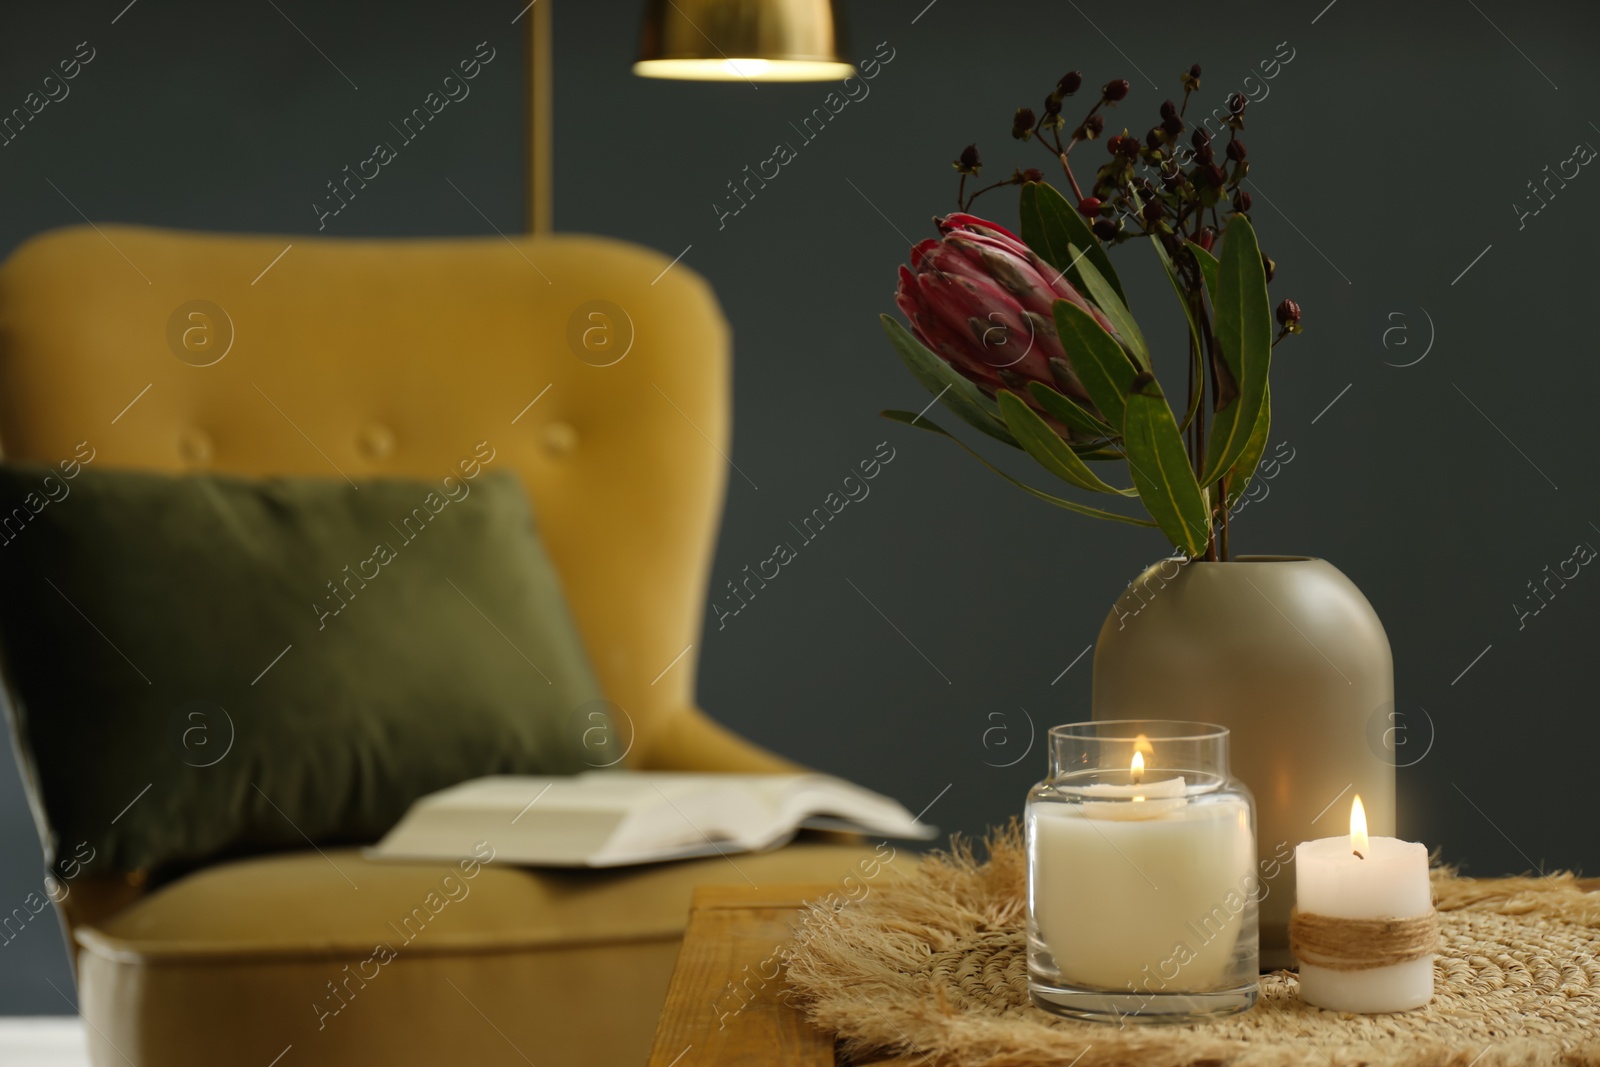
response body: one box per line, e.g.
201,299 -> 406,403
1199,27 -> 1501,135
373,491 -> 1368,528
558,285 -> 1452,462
369,771 -> 938,868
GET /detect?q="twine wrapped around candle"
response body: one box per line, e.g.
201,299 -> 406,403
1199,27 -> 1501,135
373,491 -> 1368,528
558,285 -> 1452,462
1288,907 -> 1439,971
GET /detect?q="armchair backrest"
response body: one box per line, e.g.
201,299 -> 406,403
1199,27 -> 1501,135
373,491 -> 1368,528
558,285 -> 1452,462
0,225 -> 728,782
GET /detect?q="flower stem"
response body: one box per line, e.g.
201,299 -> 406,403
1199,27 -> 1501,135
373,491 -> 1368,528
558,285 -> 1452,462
1190,288 -> 1220,562
963,177 -> 1021,211
1185,330 -> 1196,469
1056,152 -> 1085,202
1218,476 -> 1231,561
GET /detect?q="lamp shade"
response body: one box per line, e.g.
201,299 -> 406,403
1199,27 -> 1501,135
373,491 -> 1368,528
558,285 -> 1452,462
634,0 -> 854,82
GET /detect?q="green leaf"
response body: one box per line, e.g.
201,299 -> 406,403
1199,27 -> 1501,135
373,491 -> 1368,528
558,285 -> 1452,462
1187,241 -> 1221,299
1200,215 -> 1272,486
995,390 -> 1135,496
1148,235 -> 1206,434
1151,235 -> 1203,358
1123,377 -> 1210,556
880,314 -> 1018,449
1018,181 -> 1127,307
881,411 -> 1155,527
1183,244 -> 1222,436
1179,338 -> 1205,436
1026,381 -> 1115,439
1051,300 -> 1140,431
1071,248 -> 1150,370
1224,382 -> 1271,509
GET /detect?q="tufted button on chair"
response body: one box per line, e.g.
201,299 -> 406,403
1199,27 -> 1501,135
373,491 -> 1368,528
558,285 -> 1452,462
0,226 -> 879,1067
175,425 -> 214,466
540,419 -> 579,458
355,422 -> 397,462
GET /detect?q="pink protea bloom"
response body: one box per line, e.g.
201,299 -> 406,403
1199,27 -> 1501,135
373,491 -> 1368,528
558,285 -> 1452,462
894,213 -> 1115,434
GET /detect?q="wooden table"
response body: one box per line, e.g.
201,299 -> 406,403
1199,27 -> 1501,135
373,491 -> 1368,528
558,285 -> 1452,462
646,883 -> 917,1066
650,879 -> 1600,1066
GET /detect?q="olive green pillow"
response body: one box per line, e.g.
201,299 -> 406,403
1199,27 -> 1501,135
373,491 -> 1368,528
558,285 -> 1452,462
0,461 -> 615,876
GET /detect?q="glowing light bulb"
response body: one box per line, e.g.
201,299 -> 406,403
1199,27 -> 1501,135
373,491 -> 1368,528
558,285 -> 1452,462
723,57 -> 772,77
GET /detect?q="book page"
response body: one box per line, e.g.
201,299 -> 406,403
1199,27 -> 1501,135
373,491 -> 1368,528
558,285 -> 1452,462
369,771 -> 932,868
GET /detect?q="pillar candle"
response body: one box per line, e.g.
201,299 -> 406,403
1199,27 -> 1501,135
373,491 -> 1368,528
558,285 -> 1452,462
1293,796 -> 1433,1013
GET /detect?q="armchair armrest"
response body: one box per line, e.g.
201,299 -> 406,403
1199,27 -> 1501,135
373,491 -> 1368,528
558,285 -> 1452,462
638,706 -> 804,774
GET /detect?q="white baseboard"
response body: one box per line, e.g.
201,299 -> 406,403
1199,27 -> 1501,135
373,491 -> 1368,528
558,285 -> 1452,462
0,1018 -> 89,1067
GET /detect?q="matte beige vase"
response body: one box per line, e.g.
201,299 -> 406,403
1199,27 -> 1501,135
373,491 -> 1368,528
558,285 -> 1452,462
1091,556 -> 1395,970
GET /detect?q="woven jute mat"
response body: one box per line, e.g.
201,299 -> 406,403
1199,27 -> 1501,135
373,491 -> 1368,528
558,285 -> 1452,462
784,824 -> 1600,1067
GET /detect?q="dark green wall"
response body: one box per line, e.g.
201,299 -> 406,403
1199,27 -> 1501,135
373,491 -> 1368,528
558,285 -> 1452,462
1,0 -> 1596,1012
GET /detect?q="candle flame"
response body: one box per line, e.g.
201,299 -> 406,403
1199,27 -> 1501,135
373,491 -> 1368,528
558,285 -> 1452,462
1350,794 -> 1369,859
1131,750 -> 1144,783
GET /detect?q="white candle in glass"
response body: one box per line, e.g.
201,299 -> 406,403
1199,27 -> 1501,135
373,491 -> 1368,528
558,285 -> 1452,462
1294,796 -> 1433,1013
1032,751 -> 1255,991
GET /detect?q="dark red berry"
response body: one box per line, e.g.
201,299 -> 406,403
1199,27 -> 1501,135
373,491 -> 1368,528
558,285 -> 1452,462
1077,196 -> 1103,217
1226,139 -> 1247,161
1160,99 -> 1178,121
1092,217 -> 1120,241
1102,79 -> 1130,102
1059,71 -> 1083,95
1233,189 -> 1253,213
1276,298 -> 1302,327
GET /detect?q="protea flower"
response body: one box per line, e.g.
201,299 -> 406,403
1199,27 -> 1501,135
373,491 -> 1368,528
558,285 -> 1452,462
894,213 -> 1113,434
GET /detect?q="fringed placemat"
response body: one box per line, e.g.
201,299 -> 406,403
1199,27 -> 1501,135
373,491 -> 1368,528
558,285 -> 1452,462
784,824 -> 1600,1067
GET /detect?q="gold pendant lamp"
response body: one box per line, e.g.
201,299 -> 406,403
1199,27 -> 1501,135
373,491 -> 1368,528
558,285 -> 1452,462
634,0 -> 854,82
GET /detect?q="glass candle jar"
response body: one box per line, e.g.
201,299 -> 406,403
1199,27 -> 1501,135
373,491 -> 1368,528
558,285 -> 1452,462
1027,720 -> 1259,1023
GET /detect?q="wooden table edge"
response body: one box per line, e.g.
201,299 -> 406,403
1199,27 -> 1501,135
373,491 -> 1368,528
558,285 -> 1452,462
651,877 -> 1600,1066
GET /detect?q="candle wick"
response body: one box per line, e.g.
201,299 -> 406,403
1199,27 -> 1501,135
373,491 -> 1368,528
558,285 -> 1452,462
1352,849 -> 1365,860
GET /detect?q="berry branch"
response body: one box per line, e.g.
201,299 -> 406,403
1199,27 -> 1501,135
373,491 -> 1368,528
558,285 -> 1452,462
937,62 -> 1305,558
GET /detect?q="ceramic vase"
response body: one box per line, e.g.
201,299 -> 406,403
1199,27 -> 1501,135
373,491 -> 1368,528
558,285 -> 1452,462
1091,556 -> 1396,970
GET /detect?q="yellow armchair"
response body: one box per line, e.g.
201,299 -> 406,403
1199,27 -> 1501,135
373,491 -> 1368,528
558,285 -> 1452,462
0,226 -> 873,1066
